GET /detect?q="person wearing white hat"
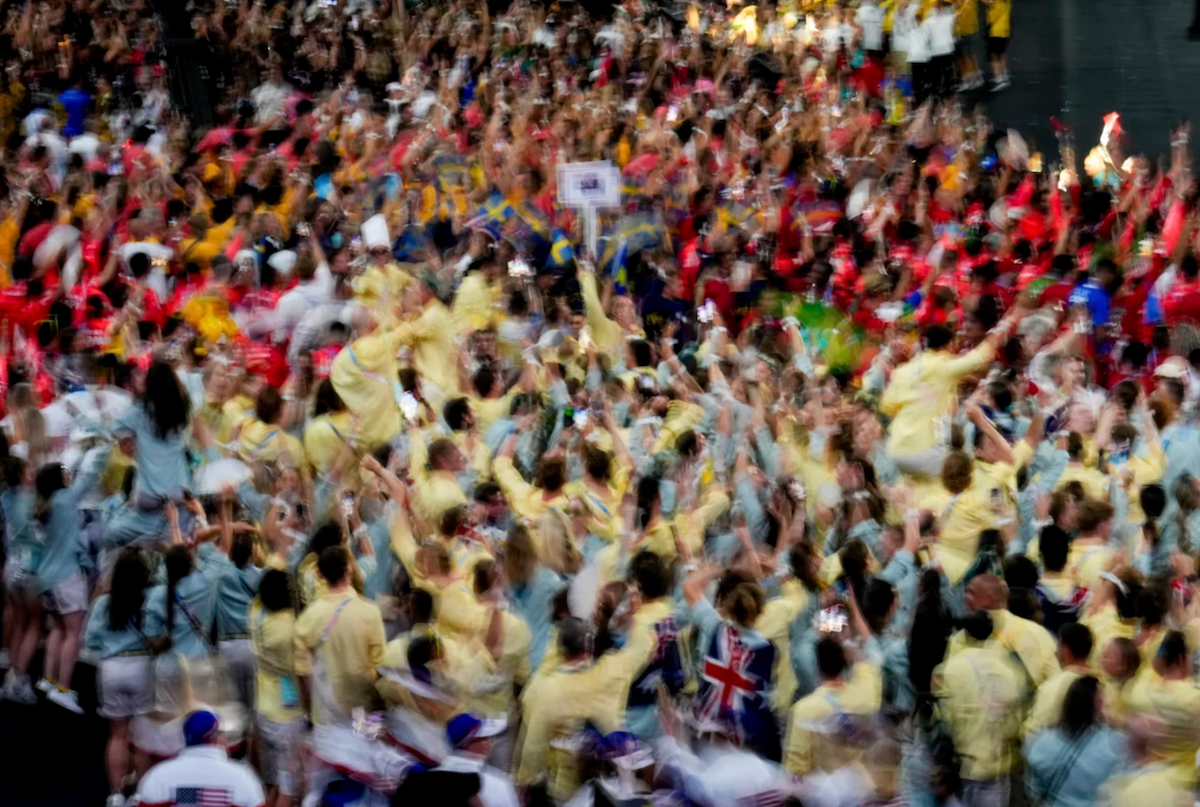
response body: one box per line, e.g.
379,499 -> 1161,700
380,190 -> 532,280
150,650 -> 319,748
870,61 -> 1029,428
439,713 -> 519,807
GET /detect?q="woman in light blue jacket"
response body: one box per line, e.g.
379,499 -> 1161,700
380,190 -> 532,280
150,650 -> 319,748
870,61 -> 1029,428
103,362 -> 193,551
83,548 -> 152,803
34,444 -> 112,713
1024,675 -> 1127,807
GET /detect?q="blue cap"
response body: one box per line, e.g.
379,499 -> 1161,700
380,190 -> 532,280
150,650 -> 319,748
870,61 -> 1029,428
446,713 -> 508,749
182,710 -> 220,747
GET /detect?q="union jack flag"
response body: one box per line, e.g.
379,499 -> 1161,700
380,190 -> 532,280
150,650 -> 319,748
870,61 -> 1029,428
697,624 -> 779,760
174,786 -> 231,806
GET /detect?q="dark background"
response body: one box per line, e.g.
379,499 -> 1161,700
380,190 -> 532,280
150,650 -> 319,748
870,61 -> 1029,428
6,0 -> 1200,804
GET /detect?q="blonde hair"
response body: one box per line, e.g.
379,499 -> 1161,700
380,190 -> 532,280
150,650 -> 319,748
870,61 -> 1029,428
537,509 -> 582,576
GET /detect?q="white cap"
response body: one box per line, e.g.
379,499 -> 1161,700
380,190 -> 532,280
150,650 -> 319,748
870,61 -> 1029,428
477,716 -> 508,738
234,249 -> 258,268
267,250 -> 297,275
386,82 -> 403,93
362,214 -> 390,251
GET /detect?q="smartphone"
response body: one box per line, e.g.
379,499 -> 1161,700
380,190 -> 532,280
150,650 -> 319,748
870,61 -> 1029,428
341,490 -> 356,519
563,406 -> 575,421
816,605 -> 848,633
573,409 -> 589,429
667,105 -> 679,123
507,256 -> 532,278
399,391 -> 420,421
697,299 -> 716,323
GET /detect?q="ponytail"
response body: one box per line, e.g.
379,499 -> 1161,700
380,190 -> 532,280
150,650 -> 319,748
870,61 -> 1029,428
163,546 -> 194,640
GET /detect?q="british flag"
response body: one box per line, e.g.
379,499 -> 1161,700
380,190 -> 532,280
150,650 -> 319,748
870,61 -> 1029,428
174,786 -> 232,806
697,624 -> 779,761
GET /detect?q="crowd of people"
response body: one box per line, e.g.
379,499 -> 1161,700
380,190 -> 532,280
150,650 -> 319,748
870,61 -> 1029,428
9,0 -> 1200,806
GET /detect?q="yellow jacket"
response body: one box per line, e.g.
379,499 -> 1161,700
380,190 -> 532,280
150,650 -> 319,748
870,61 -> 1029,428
293,590 -> 387,725
331,326 -> 405,449
492,455 -> 569,523
947,610 -> 1060,690
407,425 -> 469,525
1055,463 -> 1111,502
250,602 -> 303,724
756,579 -> 812,714
1125,670 -> 1200,787
880,343 -> 994,459
515,626 -> 656,800
784,661 -> 883,776
302,411 -> 355,478
933,642 -> 1027,781
395,300 -> 459,402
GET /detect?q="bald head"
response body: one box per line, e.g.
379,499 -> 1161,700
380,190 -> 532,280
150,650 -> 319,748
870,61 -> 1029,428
965,574 -> 1007,612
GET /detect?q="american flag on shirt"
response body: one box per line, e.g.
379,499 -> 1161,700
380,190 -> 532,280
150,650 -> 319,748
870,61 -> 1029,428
174,786 -> 231,806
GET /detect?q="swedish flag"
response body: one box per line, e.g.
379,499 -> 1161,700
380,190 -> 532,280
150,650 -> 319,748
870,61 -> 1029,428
598,211 -> 669,285
465,192 -> 516,240
548,229 -> 574,268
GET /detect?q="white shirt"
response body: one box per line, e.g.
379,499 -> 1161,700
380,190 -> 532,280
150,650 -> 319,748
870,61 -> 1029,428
272,263 -> 334,343
652,737 -> 796,807
438,753 -> 520,807
136,746 -> 266,807
902,8 -> 931,62
119,241 -> 176,301
855,2 -> 884,51
928,7 -> 957,56
69,132 -> 101,162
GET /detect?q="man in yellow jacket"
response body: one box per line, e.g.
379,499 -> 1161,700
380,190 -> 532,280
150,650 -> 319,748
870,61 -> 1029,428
1124,631 -> 1200,788
933,610 -> 1027,805
880,306 -> 1022,478
783,637 -> 882,776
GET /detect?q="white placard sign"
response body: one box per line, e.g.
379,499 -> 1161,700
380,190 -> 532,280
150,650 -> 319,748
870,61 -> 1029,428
557,160 -> 621,258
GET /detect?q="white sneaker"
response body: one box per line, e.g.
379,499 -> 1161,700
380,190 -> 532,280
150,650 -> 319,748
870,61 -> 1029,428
106,793 -> 128,807
991,75 -> 1011,91
35,677 -> 54,693
3,671 -> 36,705
47,687 -> 84,714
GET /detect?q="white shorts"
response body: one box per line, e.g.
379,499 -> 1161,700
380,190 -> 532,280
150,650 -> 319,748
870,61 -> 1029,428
131,714 -> 184,759
258,714 -> 305,796
3,560 -> 35,596
99,656 -> 152,719
41,571 -> 88,614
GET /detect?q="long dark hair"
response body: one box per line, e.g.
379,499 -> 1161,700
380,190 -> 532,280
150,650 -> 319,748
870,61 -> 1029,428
1058,675 -> 1101,739
33,462 -> 66,523
143,361 -> 191,439
312,379 -> 346,417
164,545 -> 194,637
109,549 -> 151,631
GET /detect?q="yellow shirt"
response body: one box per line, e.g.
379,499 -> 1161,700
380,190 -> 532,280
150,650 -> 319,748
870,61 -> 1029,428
1081,604 -> 1137,668
469,392 -> 517,439
784,662 -> 883,776
465,608 -> 533,718
394,300 -> 459,403
331,326 -> 405,450
406,425 -> 470,526
250,602 -> 303,724
238,418 -> 306,471
563,464 -> 635,544
176,235 -> 222,271
293,590 -> 387,725
1066,540 -> 1116,592
986,0 -> 1011,37
492,455 -> 569,523
1105,765 -> 1194,807
947,610 -> 1060,690
1055,464 -> 1111,501
450,271 -> 499,332
756,579 -> 811,714
925,478 -> 1009,584
1023,665 -> 1088,737
880,343 -> 995,460
932,642 -> 1027,781
515,626 -> 655,799
1125,670 -> 1200,787
0,215 -> 18,287
1110,444 -> 1167,524
579,271 -> 624,356
302,411 -> 355,478
351,262 -> 412,311
954,0 -> 979,36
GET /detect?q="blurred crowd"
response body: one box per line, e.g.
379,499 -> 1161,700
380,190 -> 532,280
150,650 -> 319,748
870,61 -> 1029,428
7,0 -> 1200,807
